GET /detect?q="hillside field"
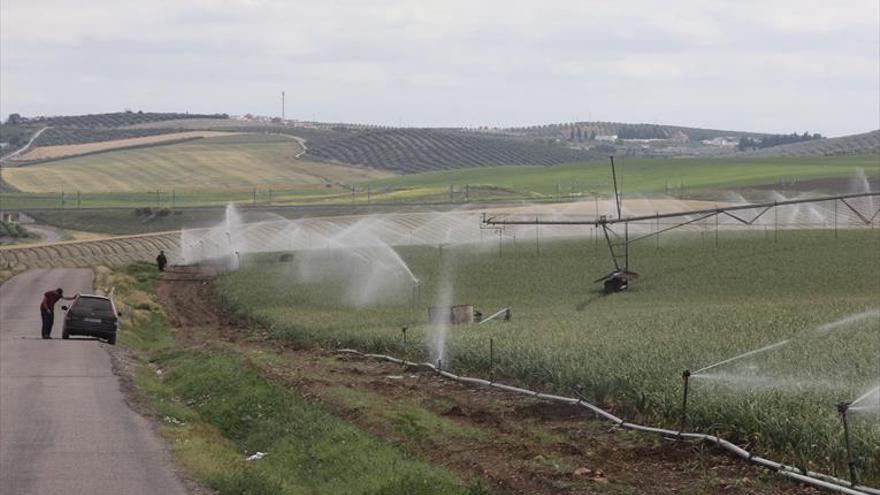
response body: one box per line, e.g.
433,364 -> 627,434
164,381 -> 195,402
3,134 -> 392,193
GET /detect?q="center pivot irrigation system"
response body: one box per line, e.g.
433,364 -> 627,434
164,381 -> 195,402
483,157 -> 880,293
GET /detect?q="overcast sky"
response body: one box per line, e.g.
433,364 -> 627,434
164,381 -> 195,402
1,0 -> 878,136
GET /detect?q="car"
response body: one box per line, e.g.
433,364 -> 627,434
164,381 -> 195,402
61,294 -> 121,345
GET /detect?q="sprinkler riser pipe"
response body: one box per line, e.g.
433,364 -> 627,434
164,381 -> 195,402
489,338 -> 495,382
680,369 -> 691,432
837,403 -> 860,487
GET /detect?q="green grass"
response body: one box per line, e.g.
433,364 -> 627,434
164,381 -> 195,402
362,154 -> 880,197
3,133 -> 391,193
109,262 -> 484,495
215,230 -> 880,483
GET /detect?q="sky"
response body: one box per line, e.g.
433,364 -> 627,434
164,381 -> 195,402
1,0 -> 878,136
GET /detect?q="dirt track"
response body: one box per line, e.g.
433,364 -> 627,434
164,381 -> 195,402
0,269 -> 187,495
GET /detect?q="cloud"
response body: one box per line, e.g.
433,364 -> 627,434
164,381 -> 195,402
1,0 -> 877,135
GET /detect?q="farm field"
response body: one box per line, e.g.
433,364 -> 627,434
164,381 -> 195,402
364,153 -> 880,198
2,153 -> 876,209
2,133 -> 392,193
214,230 -> 880,483
6,130 -> 228,163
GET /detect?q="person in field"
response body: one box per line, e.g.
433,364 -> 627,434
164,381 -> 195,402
156,250 -> 168,272
40,288 -> 78,339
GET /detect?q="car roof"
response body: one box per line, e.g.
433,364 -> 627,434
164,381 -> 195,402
77,294 -> 111,301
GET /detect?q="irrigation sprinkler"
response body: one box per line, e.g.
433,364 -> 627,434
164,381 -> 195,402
484,182 -> 880,292
836,401 -> 861,487
489,337 -> 495,382
680,369 -> 691,432
479,307 -> 512,325
609,156 -> 622,220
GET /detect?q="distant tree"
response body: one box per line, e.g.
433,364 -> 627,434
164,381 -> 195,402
6,113 -> 22,125
568,126 -> 576,141
589,130 -> 597,141
576,127 -> 583,142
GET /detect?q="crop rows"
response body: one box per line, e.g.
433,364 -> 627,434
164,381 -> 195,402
0,232 -> 178,271
18,111 -> 228,129
502,121 -> 770,142
301,128 -> 599,172
743,130 -> 880,157
31,127 -> 190,147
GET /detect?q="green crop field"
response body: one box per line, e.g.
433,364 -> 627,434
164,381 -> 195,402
3,153 -> 876,210
215,230 -> 880,483
3,133 -> 392,193
362,153 -> 880,198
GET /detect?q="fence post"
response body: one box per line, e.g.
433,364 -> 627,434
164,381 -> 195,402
535,218 -> 540,256
834,199 -> 838,239
656,212 -> 660,250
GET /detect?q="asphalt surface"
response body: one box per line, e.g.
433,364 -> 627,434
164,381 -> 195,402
0,269 -> 188,495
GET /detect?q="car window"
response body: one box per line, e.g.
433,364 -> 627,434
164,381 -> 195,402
75,297 -> 113,312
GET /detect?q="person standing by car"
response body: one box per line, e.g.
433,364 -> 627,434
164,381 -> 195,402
40,288 -> 77,339
156,250 -> 168,272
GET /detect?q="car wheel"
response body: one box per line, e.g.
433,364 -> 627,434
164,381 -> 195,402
107,334 -> 116,345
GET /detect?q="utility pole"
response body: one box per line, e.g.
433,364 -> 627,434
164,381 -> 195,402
281,91 -> 285,121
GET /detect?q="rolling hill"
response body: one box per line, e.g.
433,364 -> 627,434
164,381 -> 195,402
2,133 -> 391,193
737,130 -> 880,157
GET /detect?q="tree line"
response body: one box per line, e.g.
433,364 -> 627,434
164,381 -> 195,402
737,132 -> 823,151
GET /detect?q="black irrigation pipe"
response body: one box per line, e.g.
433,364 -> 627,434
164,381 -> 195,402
335,348 -> 879,495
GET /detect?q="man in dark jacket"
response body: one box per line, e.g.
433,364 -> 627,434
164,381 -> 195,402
40,288 -> 77,339
156,250 -> 168,272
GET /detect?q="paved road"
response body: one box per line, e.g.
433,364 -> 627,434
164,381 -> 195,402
0,269 -> 187,495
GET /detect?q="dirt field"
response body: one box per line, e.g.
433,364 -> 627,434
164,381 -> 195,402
6,131 -> 235,163
155,265 -> 820,495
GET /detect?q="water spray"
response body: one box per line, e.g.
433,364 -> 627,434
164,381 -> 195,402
692,339 -> 791,376
410,280 -> 421,311
479,307 -> 512,325
836,401 -> 861,487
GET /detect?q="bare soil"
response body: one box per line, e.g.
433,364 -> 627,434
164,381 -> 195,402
157,265 -> 821,495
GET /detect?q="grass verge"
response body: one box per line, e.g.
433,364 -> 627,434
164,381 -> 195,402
105,262 -> 484,495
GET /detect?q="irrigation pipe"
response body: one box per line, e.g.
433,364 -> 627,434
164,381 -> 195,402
336,348 -> 879,495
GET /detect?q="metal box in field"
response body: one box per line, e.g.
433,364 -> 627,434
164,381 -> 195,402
428,305 -> 474,325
